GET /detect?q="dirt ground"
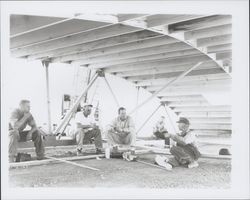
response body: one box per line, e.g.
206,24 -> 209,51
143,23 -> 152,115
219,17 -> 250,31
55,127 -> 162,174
9,152 -> 231,188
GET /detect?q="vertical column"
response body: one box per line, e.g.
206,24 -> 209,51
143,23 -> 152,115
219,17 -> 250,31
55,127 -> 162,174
42,60 -> 52,135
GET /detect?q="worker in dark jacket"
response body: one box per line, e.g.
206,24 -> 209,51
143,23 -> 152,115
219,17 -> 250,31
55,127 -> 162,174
9,100 -> 45,162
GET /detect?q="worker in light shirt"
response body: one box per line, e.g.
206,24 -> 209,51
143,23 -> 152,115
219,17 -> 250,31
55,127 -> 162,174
155,117 -> 200,170
74,103 -> 103,155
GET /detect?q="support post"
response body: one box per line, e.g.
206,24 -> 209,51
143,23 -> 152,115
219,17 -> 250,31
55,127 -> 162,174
135,104 -> 162,135
129,62 -> 203,115
103,75 -> 120,108
134,86 -> 140,125
83,68 -> 92,103
53,70 -> 102,135
42,60 -> 52,135
162,102 -> 178,134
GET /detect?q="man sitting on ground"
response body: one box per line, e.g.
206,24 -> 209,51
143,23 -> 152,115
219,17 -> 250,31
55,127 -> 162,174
153,116 -> 170,145
74,103 -> 103,155
9,100 -> 45,162
107,107 -> 135,147
155,117 -> 200,170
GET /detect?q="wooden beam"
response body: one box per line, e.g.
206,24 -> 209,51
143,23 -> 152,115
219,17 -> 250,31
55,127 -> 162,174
172,105 -> 231,112
196,34 -> 231,48
147,79 -> 231,92
74,42 -> 192,66
190,123 -> 231,130
10,14 -> 66,36
168,15 -> 231,33
189,117 -> 231,124
191,129 -> 231,136
166,100 -> 210,107
88,45 -> 197,69
127,68 -> 226,82
216,51 -> 232,60
52,36 -> 177,63
116,62 -> 218,78
159,95 -> 205,102
74,13 -> 118,23
46,156 -> 100,171
9,154 -> 105,169
136,73 -> 231,87
27,30 -> 160,60
207,43 -> 232,53
11,19 -> 110,49
103,54 -> 211,74
156,85 -> 230,97
178,111 -> 231,118
146,14 -> 204,28
184,24 -> 231,40
11,24 -> 141,57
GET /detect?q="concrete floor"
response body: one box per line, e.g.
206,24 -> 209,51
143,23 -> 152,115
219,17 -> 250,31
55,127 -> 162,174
9,153 -> 231,188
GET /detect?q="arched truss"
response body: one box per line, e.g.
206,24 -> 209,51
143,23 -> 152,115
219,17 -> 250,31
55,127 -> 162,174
10,14 -> 232,139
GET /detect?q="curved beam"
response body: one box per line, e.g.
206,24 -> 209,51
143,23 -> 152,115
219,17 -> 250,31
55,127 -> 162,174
120,14 -> 232,76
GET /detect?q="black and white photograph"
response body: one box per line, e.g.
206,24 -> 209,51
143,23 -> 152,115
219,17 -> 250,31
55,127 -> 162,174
1,1 -> 249,199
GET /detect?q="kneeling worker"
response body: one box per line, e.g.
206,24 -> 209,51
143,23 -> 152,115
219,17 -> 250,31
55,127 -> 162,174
107,107 -> 135,146
9,100 -> 45,162
155,117 -> 200,170
75,103 -> 103,155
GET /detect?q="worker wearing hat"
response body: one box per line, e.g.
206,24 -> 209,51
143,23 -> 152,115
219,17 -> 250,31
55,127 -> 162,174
155,117 -> 200,170
74,102 -> 103,155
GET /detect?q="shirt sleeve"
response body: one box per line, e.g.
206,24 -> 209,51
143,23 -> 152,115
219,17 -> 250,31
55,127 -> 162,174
124,117 -> 135,133
184,131 -> 197,144
27,115 -> 36,127
74,112 -> 81,124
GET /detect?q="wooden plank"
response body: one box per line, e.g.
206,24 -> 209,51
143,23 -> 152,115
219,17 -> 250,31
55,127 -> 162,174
147,79 -> 231,91
89,47 -> 198,69
190,123 -> 231,130
151,85 -> 231,96
207,43 -> 232,53
103,54 -> 211,73
10,14 -> 66,36
146,14 -> 204,27
189,117 -> 231,124
191,129 -> 232,136
11,24 -> 141,57
135,73 -> 230,87
26,30 -> 160,59
74,42 -> 192,66
11,19 -> 110,48
156,85 -> 230,97
46,156 -> 100,171
168,15 -> 231,33
196,34 -> 232,48
184,24 -> 231,40
52,36 -> 178,63
216,51 -> 232,60
117,14 -> 148,22
160,95 -> 205,102
172,105 -> 231,112
127,68 -> 226,82
9,154 -> 105,169
178,111 -> 231,118
166,100 -> 210,107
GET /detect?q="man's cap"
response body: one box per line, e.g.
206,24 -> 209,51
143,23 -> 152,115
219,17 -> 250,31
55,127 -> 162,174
176,117 -> 190,125
82,102 -> 93,108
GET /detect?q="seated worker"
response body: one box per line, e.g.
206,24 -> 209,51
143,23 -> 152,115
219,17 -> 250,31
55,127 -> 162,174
74,103 -> 103,155
9,100 -> 45,162
107,107 -> 135,146
155,117 -> 200,170
153,116 -> 170,145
